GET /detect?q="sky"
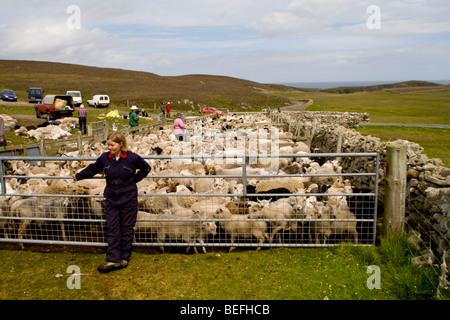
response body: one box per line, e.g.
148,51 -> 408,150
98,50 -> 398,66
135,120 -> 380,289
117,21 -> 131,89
1,0 -> 449,84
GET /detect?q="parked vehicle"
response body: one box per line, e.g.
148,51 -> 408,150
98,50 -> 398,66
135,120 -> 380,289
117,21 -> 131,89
87,95 -> 110,108
1,89 -> 17,102
201,106 -> 224,116
28,87 -> 44,103
65,90 -> 83,106
35,95 -> 75,120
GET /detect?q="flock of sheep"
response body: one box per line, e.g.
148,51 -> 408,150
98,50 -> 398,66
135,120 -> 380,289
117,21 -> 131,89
0,113 -> 362,252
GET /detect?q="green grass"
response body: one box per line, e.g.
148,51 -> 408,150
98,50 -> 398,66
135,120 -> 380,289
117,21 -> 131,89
305,89 -> 450,125
272,87 -> 450,166
0,236 -> 444,300
356,126 -> 450,166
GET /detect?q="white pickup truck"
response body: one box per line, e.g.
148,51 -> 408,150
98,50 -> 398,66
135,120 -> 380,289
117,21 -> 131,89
65,91 -> 83,106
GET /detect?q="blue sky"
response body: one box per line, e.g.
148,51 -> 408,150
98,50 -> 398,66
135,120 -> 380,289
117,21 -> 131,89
1,0 -> 449,83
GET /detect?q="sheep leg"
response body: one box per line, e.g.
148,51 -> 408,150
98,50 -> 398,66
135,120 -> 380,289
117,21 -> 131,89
256,236 -> 264,251
59,221 -> 67,242
197,240 -> 207,254
18,220 -> 30,250
255,232 -> 267,251
186,246 -> 199,254
229,235 -> 236,253
351,229 -> 359,244
269,226 -> 284,244
315,233 -> 321,244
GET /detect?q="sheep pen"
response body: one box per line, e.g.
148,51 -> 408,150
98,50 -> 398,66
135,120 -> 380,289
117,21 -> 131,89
0,111 -> 381,254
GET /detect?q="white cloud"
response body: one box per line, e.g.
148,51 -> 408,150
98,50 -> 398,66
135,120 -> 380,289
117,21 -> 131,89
0,0 -> 449,83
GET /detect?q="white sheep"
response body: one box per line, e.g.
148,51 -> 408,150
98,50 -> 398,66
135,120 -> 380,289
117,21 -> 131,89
214,207 -> 268,253
9,197 -> 70,249
154,212 -> 217,254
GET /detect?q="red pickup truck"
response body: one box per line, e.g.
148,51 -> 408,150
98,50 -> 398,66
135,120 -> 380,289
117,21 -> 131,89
35,95 -> 75,120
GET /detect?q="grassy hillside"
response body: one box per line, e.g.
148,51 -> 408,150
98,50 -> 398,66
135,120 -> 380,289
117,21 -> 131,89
0,60 -> 290,111
322,80 -> 442,94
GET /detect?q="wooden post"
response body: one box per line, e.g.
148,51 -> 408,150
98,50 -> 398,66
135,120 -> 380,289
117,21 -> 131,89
39,136 -> 45,166
103,121 -> 108,140
383,144 -> 407,238
87,123 -> 93,136
77,131 -> 82,155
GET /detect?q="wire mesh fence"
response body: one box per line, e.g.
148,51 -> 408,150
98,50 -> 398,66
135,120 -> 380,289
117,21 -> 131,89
0,153 -> 379,251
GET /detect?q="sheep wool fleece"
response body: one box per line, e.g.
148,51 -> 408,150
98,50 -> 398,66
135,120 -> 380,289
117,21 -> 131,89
75,151 -> 151,262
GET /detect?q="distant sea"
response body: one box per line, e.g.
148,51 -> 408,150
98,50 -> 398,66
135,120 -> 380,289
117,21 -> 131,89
281,80 -> 450,89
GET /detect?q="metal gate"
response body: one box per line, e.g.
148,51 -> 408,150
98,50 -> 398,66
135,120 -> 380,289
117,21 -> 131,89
0,152 -> 379,251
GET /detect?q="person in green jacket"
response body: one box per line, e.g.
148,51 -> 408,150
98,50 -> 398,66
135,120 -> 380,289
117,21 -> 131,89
129,106 -> 139,135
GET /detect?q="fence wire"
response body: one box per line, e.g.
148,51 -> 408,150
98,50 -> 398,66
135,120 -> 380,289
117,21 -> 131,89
0,153 -> 379,251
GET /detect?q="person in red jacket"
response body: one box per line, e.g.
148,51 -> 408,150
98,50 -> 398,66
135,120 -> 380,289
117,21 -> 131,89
166,102 -> 171,118
73,132 -> 151,273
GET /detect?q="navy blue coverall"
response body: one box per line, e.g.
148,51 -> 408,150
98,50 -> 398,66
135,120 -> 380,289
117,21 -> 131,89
75,151 -> 151,263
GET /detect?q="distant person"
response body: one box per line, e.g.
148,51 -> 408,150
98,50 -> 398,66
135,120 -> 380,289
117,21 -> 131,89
166,102 -> 171,118
160,102 -> 166,118
73,131 -> 151,273
129,106 -> 139,134
141,109 -> 149,117
0,116 -> 6,146
77,104 -> 88,134
173,112 -> 186,141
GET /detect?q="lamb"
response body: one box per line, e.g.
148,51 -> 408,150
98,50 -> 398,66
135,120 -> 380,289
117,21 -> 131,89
250,197 -> 299,244
300,196 -> 319,242
9,197 -> 70,249
190,199 -> 231,219
169,204 -> 196,218
134,210 -> 168,241
308,201 -> 332,244
154,212 -> 217,254
214,207 -> 268,253
306,160 -> 341,186
305,197 -> 358,244
225,201 -> 249,215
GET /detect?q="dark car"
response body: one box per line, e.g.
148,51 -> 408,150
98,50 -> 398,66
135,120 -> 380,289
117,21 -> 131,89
28,87 -> 44,103
1,89 -> 17,102
201,107 -> 224,116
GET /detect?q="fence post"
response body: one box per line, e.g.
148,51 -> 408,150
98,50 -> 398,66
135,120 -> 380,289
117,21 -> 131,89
39,136 -> 45,166
77,131 -> 82,155
383,144 -> 407,238
103,120 -> 108,140
87,123 -> 93,136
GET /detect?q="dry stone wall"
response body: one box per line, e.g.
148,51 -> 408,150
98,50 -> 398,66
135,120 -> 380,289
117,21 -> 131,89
273,110 -> 450,270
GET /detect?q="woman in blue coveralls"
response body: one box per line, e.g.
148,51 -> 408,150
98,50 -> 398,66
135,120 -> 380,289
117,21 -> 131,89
73,132 -> 151,273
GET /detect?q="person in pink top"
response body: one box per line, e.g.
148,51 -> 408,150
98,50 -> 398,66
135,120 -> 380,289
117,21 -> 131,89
173,112 -> 186,141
